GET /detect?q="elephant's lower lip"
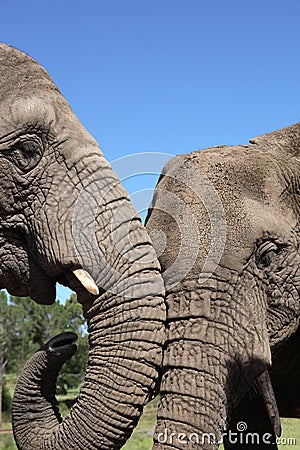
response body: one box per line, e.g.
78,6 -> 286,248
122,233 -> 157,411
0,269 -> 56,304
29,282 -> 56,305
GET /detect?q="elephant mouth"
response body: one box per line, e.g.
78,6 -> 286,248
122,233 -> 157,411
256,321 -> 300,437
26,265 -> 100,305
268,324 -> 300,420
0,254 -> 99,307
5,267 -> 99,305
0,228 -> 100,304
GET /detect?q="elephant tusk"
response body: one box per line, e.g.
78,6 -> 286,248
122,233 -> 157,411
258,370 -> 282,437
73,269 -> 99,296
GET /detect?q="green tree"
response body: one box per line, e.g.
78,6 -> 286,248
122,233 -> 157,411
57,295 -> 88,392
0,291 -> 88,423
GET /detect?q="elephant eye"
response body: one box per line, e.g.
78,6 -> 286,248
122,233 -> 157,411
256,241 -> 280,268
8,138 -> 43,172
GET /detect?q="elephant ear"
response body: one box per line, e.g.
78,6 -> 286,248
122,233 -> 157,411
249,122 -> 300,157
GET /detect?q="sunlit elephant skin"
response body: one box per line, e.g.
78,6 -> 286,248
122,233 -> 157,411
0,44 -> 166,449
146,122 -> 300,449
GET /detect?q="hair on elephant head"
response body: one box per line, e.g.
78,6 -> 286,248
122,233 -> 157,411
0,44 -> 166,449
146,122 -> 300,449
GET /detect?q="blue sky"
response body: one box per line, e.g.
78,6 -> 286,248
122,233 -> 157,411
1,0 -> 299,301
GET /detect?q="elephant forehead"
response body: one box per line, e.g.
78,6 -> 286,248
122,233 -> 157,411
0,96 -> 56,136
156,147 -> 283,214
223,197 -> 295,259
12,97 -> 53,117
186,146 -> 277,191
187,149 -> 295,244
149,147 -> 297,273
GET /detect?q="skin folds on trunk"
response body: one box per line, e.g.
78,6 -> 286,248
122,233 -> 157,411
152,278 -> 271,450
12,193 -> 166,449
13,282 -> 164,449
13,272 -> 165,449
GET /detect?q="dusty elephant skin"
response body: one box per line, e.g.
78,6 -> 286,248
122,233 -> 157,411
0,44 -> 166,449
146,122 -> 300,449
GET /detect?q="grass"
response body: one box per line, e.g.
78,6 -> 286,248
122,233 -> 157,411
0,423 -> 15,450
1,398 -> 299,449
280,418 -> 300,449
122,398 -> 158,450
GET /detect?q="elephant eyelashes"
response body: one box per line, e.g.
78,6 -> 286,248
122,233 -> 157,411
256,241 -> 281,268
6,138 -> 43,172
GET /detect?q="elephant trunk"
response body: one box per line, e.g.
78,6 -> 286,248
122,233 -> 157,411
152,281 -> 271,450
13,281 -> 164,449
13,333 -> 78,435
12,176 -> 166,449
153,370 -> 225,450
153,322 -> 227,450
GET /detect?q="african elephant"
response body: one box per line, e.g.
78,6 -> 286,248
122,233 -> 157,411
0,44 -> 165,449
145,122 -> 300,449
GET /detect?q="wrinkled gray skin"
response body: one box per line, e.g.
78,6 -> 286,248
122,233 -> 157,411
0,44 -> 166,449
146,123 -> 300,449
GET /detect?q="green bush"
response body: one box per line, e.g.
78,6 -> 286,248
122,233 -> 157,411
2,382 -> 12,416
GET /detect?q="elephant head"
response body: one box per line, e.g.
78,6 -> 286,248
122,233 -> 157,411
0,44 -> 165,449
146,122 -> 300,449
